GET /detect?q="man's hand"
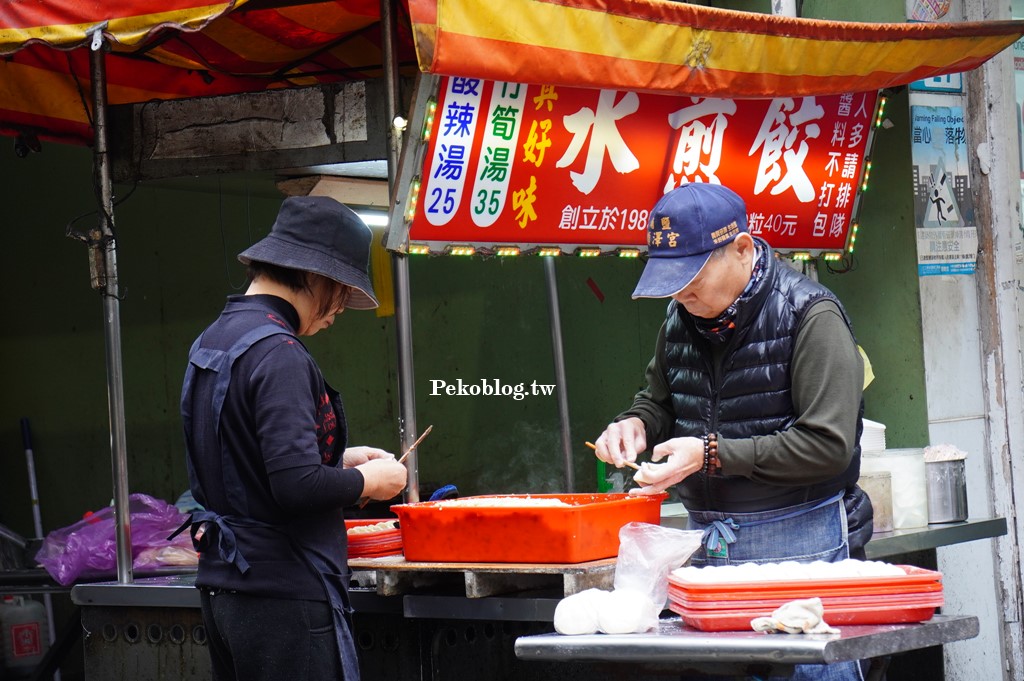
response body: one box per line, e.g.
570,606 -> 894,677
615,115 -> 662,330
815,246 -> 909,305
629,436 -> 704,495
593,417 -> 647,469
343,446 -> 395,468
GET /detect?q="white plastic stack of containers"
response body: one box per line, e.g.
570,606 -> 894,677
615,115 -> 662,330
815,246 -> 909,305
858,422 -> 970,531
856,421 -> 966,528
858,420 -> 930,531
857,420 -> 895,532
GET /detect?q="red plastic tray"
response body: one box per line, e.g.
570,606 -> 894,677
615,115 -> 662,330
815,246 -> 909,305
668,565 -> 942,600
391,493 -> 665,564
669,589 -> 943,613
345,519 -> 403,559
670,600 -> 939,632
349,543 -> 403,559
668,574 -> 943,604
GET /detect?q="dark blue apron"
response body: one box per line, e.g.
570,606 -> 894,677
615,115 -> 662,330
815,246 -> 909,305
176,323 -> 360,681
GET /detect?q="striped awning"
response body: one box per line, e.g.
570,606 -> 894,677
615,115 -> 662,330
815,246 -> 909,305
408,0 -> 1024,98
0,0 -> 1022,145
0,0 -> 416,144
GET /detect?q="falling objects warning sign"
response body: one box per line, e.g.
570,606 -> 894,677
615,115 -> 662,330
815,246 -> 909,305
911,104 -> 977,276
922,170 -> 963,227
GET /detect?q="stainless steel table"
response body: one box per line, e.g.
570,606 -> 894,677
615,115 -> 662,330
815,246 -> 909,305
864,517 -> 1005,559
514,614 -> 979,678
62,518 -> 1002,680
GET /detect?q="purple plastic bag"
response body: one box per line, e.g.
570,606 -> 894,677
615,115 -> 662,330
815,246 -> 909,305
35,493 -> 195,585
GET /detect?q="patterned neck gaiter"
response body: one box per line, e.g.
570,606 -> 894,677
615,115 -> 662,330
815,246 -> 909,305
693,244 -> 768,345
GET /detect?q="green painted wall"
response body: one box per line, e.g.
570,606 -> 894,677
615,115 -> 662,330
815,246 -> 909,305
0,153 -> 288,534
0,0 -> 930,540
0,142 -> 669,536
802,0 -> 906,22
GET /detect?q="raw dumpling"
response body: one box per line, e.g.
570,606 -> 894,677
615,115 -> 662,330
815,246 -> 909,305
553,588 -> 610,635
597,588 -> 659,634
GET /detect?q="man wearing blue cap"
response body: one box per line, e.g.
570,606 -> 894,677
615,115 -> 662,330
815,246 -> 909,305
593,183 -> 871,680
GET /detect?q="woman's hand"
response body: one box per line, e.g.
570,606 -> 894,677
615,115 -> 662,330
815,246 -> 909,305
629,436 -> 704,495
593,417 -> 647,469
343,446 -> 395,468
355,459 -> 408,500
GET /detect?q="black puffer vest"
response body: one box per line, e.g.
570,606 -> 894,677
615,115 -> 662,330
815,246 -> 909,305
665,238 -> 863,512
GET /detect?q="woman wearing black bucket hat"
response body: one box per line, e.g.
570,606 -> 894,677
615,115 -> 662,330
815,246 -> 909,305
178,195 -> 407,681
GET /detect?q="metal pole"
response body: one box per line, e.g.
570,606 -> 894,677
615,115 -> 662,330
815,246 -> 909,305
393,263 -> 419,502
89,36 -> 133,584
543,257 -> 575,491
381,0 -> 420,501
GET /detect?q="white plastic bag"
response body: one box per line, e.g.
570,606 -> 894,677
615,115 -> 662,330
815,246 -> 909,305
614,522 -> 704,613
553,522 -> 702,635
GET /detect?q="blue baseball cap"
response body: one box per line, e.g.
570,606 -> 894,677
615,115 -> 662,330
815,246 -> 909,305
631,183 -> 748,299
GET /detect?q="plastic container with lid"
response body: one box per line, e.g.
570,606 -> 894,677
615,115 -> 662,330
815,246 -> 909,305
860,448 -> 928,529
857,470 -> 893,533
0,596 -> 49,677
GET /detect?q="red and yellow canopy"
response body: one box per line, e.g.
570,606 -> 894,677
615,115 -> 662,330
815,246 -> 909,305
409,0 -> 1024,97
0,0 -> 415,144
0,0 -> 1022,145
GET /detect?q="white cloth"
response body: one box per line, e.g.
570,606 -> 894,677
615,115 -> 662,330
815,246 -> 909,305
750,597 -> 839,634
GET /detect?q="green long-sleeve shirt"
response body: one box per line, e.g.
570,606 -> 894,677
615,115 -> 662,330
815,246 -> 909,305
618,299 -> 864,488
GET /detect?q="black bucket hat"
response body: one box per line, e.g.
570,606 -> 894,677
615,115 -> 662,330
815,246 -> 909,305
238,196 -> 379,310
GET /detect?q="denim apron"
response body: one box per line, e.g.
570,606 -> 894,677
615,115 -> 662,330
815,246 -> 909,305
687,492 -> 848,566
175,323 -> 361,681
686,493 -> 864,681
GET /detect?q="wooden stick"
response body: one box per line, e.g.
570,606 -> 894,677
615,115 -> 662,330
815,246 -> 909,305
584,441 -> 641,470
360,426 -> 434,508
398,425 -> 433,464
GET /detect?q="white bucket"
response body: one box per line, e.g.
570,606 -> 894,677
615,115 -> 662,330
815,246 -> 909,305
860,448 -> 929,529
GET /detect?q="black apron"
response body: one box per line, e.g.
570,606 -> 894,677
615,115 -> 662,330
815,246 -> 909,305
176,323 -> 360,681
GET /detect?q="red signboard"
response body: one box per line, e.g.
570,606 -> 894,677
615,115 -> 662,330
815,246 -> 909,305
409,77 -> 878,252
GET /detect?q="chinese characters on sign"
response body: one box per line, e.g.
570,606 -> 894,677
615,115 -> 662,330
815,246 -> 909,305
412,77 -> 878,252
910,105 -> 977,276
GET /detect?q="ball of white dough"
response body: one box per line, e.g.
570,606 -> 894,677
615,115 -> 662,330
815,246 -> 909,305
553,588 -> 610,635
597,588 -> 659,634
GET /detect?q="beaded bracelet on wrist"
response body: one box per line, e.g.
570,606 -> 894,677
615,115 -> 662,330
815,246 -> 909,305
703,433 -> 721,475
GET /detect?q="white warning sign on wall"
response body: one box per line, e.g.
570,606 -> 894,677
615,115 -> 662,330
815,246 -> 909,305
910,105 -> 977,276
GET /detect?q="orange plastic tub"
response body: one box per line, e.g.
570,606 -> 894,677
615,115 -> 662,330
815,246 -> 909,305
391,493 -> 665,564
